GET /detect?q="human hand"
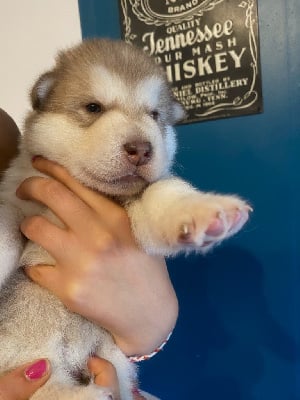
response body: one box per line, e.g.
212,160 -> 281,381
0,359 -> 50,400
88,357 -> 120,400
16,157 -> 178,357
0,357 -> 121,400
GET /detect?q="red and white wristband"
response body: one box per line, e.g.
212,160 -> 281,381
129,331 -> 173,362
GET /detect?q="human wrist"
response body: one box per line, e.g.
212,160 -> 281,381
114,288 -> 178,357
129,331 -> 173,362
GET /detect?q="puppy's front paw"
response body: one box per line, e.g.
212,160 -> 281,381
163,194 -> 251,253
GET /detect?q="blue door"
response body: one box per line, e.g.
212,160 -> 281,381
78,1 -> 300,398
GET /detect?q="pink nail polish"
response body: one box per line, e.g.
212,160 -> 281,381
25,359 -> 49,380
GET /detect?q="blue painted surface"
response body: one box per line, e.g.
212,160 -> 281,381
78,0 -> 300,398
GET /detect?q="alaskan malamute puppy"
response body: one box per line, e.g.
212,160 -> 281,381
0,39 -> 250,399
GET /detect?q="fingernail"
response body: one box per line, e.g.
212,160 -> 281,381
24,359 -> 49,381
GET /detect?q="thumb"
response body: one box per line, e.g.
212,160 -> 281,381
0,359 -> 51,400
88,357 -> 120,400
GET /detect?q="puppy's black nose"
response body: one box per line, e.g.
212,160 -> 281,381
123,141 -> 152,166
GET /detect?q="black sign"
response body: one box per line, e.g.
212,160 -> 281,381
119,0 -> 263,124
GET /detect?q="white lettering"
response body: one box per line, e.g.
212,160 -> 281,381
142,20 -> 234,56
168,0 -> 199,13
175,51 -> 183,61
165,51 -> 248,83
215,41 -> 223,51
204,44 -> 213,53
192,46 -> 201,56
198,56 -> 213,76
229,48 -> 246,68
215,52 -> 228,72
228,37 -> 237,48
183,59 -> 197,79
174,63 -> 181,81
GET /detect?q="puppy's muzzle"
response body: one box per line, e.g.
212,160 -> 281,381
123,141 -> 152,166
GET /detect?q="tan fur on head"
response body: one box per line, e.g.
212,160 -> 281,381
25,39 -> 185,197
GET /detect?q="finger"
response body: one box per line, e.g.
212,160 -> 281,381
16,176 -> 101,235
20,215 -> 72,262
31,157 -> 123,218
25,264 -> 61,293
87,357 -> 120,399
0,359 -> 50,400
25,264 -> 88,313
30,159 -> 135,243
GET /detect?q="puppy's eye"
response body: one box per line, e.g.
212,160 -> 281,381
150,110 -> 160,121
86,103 -> 102,113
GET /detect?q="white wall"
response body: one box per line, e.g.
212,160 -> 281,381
0,0 -> 82,130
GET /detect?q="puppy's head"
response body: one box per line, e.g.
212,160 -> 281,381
25,39 -> 185,197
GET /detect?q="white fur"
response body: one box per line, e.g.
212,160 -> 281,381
0,39 -> 249,399
135,76 -> 164,110
36,75 -> 55,101
92,66 -> 128,107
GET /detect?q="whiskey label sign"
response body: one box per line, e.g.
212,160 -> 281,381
119,0 -> 263,124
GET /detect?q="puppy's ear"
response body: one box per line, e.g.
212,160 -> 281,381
170,99 -> 186,125
30,71 -> 57,110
